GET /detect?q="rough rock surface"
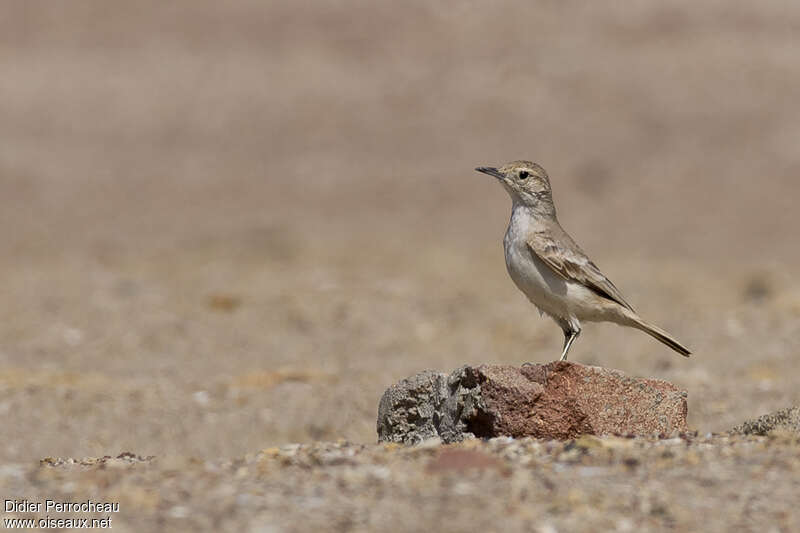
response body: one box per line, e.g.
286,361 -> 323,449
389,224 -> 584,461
730,406 -> 800,435
377,362 -> 688,443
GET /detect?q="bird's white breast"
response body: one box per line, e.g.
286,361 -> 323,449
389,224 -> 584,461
503,205 -> 597,321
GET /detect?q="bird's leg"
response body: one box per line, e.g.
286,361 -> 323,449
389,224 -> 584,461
559,326 -> 581,361
524,319 -> 581,366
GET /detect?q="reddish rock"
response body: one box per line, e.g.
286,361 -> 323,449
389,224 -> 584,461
478,362 -> 688,439
426,449 -> 509,475
377,362 -> 688,443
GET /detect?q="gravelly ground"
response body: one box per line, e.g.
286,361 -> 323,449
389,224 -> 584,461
2,1 -> 800,531
3,434 -> 800,532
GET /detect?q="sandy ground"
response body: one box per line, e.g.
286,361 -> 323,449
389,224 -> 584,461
2,434 -> 799,533
1,1 -> 800,531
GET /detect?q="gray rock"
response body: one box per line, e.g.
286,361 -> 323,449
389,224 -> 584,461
730,406 -> 800,436
376,370 -> 450,444
376,366 -> 494,445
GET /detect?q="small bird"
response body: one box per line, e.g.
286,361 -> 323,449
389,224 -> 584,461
475,160 -> 690,361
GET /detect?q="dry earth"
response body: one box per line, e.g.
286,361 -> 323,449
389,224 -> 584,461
1,1 -> 800,531
4,434 -> 800,532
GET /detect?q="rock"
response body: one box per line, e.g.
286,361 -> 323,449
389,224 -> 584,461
377,362 -> 688,443
425,448 -> 510,475
730,406 -> 800,436
376,370 -> 449,444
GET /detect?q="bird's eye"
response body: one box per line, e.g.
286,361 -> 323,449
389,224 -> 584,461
519,170 -> 529,179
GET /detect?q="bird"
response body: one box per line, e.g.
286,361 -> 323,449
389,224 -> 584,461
475,160 -> 690,361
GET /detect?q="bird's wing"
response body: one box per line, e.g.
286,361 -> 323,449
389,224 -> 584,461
526,226 -> 635,312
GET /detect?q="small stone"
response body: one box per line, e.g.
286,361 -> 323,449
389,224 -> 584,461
730,406 -> 800,436
426,448 -> 508,475
571,435 -> 605,450
168,505 -> 189,519
193,390 -> 211,406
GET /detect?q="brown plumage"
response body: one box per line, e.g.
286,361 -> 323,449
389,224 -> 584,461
527,222 -> 634,312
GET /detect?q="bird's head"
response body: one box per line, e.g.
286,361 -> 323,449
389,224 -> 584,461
475,160 -> 555,213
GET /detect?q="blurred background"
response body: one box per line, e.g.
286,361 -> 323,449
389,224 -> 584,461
1,0 -> 799,462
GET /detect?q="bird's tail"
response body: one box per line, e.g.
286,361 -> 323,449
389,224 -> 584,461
630,317 -> 691,357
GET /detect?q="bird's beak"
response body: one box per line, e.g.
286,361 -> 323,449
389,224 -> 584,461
475,166 -> 504,180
